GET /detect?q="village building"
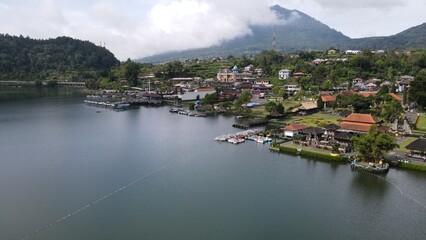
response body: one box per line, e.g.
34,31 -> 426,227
321,95 -> 336,108
283,85 -> 301,95
292,72 -> 306,78
345,50 -> 361,55
292,101 -> 318,115
179,88 -> 216,101
278,69 -> 292,80
216,66 -> 254,82
281,123 -> 309,138
396,75 -> 414,93
405,139 -> 426,159
339,113 -> 381,133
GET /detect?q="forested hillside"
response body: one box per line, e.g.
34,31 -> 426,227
0,34 -> 119,80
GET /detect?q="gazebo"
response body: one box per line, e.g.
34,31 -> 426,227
405,138 -> 426,159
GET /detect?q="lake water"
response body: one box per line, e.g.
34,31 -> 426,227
1,88 -> 426,240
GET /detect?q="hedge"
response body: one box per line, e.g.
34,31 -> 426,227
300,150 -> 347,162
274,145 -> 348,162
398,162 -> 426,172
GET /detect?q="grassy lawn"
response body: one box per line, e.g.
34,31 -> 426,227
289,113 -> 342,127
285,143 -> 333,155
396,137 -> 417,152
416,114 -> 426,132
250,106 -> 269,118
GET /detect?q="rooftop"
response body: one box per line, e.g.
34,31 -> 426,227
321,95 -> 336,102
282,123 -> 309,131
405,138 -> 426,152
342,113 -> 380,124
339,122 -> 373,132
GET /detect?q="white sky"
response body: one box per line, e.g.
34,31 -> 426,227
0,0 -> 425,60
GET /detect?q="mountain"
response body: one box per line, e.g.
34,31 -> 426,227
138,5 -> 426,63
350,22 -> 426,50
0,35 -> 119,80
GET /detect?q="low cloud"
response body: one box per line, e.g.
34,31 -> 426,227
312,0 -> 406,10
0,0 -> 281,60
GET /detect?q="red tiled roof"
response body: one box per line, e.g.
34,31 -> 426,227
389,93 -> 403,101
281,123 -> 309,131
339,122 -> 372,132
321,95 -> 336,102
358,92 -> 376,98
340,90 -> 356,96
342,113 -> 380,124
196,88 -> 216,92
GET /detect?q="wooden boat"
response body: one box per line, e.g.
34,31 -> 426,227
350,160 -> 389,173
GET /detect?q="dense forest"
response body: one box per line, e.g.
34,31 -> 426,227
0,34 -> 119,80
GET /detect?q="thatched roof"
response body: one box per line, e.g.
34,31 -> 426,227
406,139 -> 426,152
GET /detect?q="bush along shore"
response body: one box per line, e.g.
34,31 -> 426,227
271,143 -> 426,172
270,144 -> 348,163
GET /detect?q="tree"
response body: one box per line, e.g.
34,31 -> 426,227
409,69 -> 426,109
201,93 -> 219,105
125,61 -> 140,86
381,100 -> 404,123
276,104 -> 285,114
235,90 -> 252,106
265,101 -> 277,113
317,96 -> 324,110
352,125 -> 398,163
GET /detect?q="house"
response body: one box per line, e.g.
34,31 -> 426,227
339,113 -> 381,133
283,85 -> 301,95
254,78 -> 270,85
328,49 -> 337,55
396,75 -> 414,93
297,101 -> 318,115
345,50 -> 361,55
310,58 -> 328,66
281,123 -> 309,138
293,72 -> 306,78
216,67 -> 254,82
279,69 -> 292,80
179,88 -> 216,101
302,127 -> 326,146
352,78 -> 365,85
321,95 -> 336,108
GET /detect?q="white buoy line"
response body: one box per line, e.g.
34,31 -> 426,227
19,164 -> 169,240
362,171 -> 426,211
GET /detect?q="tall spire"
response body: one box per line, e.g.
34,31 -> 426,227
272,28 -> 277,51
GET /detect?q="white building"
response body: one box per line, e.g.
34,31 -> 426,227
179,88 -> 216,101
279,69 -> 292,80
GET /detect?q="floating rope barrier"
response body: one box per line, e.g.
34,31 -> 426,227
19,164 -> 168,240
360,171 -> 426,211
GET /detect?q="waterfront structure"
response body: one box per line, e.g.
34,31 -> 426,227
339,113 -> 381,133
279,69 -> 292,80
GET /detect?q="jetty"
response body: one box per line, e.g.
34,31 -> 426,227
232,119 -> 269,129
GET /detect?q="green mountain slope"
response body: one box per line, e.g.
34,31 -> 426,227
138,5 -> 426,63
0,35 -> 119,80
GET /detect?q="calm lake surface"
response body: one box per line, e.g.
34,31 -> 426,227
1,88 -> 426,240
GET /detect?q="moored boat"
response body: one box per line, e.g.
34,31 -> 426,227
350,160 -> 389,173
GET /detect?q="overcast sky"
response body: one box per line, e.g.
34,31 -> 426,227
1,0 -> 425,60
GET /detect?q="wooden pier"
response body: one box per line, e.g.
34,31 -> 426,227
232,119 -> 269,129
